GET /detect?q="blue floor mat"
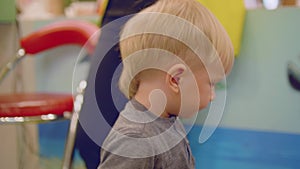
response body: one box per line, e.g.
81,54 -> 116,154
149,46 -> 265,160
39,122 -> 300,169
38,121 -> 83,163
187,126 -> 300,169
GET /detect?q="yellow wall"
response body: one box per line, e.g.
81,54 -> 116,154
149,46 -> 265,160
197,0 -> 246,56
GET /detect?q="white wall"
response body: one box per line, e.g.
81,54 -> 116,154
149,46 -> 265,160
0,23 -> 39,169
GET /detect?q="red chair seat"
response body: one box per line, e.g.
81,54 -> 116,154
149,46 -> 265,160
0,93 -> 73,117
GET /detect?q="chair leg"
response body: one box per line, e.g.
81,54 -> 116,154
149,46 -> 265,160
61,111 -> 79,169
62,80 -> 87,169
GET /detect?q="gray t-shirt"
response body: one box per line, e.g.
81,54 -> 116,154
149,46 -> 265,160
98,100 -> 195,169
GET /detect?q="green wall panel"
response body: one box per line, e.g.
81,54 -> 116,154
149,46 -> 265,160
0,0 -> 16,22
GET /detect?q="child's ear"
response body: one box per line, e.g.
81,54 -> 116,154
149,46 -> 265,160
166,64 -> 187,93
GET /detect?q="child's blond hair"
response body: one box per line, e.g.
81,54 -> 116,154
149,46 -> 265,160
119,0 -> 234,99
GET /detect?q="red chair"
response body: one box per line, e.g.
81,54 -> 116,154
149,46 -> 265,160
0,20 -> 99,169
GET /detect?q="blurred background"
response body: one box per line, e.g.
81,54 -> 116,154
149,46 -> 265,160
0,0 -> 300,169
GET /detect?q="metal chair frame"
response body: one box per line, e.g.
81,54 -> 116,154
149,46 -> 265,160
0,20 -> 99,169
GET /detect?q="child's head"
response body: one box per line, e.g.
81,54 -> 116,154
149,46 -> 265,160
118,0 -> 234,117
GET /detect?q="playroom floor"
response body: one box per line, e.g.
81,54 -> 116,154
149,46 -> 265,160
39,157 -> 85,169
37,122 -> 300,169
187,125 -> 300,169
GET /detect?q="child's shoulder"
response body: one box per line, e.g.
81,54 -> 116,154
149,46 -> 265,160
101,115 -> 155,159
108,100 -> 180,140
112,114 -> 147,138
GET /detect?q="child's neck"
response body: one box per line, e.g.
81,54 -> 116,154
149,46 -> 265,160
134,88 -> 172,118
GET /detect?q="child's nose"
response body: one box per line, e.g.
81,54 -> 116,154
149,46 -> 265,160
210,86 -> 216,101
